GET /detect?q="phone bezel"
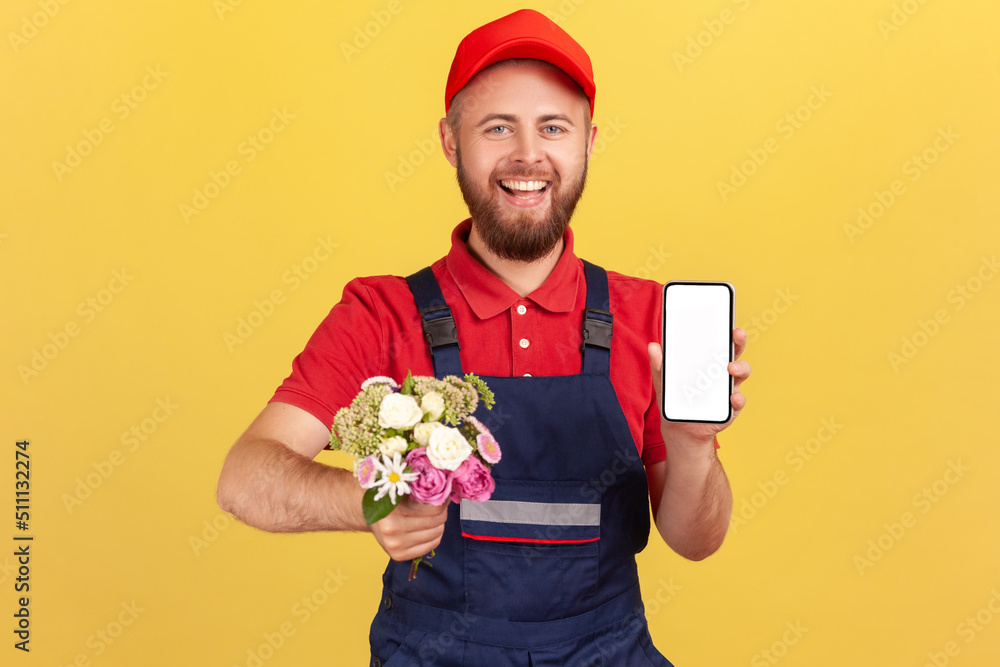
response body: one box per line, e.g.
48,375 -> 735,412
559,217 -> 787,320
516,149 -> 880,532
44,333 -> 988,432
660,280 -> 735,424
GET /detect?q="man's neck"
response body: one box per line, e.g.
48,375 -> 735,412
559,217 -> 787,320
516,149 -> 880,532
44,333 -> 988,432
466,223 -> 565,298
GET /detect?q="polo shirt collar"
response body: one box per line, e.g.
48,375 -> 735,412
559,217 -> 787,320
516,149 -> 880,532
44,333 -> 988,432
446,218 -> 581,320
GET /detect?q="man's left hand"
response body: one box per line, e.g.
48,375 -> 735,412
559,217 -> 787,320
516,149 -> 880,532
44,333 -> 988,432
648,327 -> 751,457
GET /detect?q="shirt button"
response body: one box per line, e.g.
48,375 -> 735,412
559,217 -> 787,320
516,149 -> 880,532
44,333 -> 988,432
516,304 -> 527,315
373,659 -> 382,667
519,338 -> 529,349
384,595 -> 392,610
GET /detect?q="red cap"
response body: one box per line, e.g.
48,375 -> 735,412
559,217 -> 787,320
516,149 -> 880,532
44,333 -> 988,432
445,9 -> 596,119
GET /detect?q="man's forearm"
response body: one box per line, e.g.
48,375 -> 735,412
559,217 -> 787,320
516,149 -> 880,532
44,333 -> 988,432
217,438 -> 367,533
655,444 -> 732,561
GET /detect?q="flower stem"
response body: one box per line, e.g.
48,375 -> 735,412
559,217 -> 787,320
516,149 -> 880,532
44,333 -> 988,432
408,549 -> 436,581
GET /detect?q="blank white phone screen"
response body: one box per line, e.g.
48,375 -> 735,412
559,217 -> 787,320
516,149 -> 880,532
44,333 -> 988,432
662,283 -> 732,423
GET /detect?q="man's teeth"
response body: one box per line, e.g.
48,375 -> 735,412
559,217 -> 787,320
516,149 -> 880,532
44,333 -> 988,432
501,180 -> 548,191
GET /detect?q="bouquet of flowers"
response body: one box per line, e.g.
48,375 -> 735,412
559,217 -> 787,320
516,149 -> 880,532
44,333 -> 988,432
329,372 -> 501,576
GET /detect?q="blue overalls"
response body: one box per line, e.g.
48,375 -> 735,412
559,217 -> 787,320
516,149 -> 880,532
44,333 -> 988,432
368,261 -> 674,666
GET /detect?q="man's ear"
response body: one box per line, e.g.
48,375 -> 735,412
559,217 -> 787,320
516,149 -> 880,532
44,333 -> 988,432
440,118 -> 459,168
585,122 -> 598,161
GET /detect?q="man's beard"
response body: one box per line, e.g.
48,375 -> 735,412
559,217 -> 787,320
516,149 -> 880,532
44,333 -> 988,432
455,145 -> 589,263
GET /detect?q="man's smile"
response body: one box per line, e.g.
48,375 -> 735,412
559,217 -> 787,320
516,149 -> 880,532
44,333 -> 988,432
497,178 -> 552,206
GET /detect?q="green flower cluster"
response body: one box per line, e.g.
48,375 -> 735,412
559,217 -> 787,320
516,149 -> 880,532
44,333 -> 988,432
329,383 -> 391,456
463,373 -> 495,410
412,374 -> 490,426
329,373 -> 496,456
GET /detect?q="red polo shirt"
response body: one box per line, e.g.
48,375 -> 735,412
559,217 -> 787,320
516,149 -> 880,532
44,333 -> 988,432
271,219 -> 681,467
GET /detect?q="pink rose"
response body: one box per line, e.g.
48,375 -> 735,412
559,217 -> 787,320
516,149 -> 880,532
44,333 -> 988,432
405,448 -> 451,506
450,456 -> 495,503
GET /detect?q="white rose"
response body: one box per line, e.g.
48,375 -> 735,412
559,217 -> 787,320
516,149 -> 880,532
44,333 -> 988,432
420,391 -> 446,421
412,421 -> 444,447
378,393 -> 423,430
378,435 -> 408,457
426,426 -> 473,471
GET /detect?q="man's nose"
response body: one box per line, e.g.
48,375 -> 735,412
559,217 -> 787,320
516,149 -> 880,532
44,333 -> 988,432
508,130 -> 544,165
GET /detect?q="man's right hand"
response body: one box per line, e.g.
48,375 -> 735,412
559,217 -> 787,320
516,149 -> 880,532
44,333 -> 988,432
218,401 -> 451,558
370,498 -> 450,561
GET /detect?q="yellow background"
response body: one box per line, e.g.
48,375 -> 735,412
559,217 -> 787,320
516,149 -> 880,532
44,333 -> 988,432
3,0 -> 999,665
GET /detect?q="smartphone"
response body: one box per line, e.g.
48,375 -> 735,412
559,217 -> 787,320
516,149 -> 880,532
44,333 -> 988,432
660,281 -> 735,423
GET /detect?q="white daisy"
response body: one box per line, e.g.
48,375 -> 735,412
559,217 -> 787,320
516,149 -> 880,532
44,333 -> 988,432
372,452 -> 419,505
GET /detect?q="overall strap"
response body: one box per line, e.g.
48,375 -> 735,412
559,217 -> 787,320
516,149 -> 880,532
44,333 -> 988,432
580,260 -> 613,375
405,267 -> 464,378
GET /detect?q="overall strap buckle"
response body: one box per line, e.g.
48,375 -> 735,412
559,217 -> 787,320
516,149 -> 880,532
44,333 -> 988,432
581,308 -> 613,352
419,305 -> 460,351
405,266 -> 464,377
580,260 -> 613,375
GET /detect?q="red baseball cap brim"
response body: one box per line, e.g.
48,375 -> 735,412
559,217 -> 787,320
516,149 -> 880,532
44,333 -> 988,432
445,9 -> 596,119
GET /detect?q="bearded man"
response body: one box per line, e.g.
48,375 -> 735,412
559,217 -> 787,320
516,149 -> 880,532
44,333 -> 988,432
217,9 -> 750,665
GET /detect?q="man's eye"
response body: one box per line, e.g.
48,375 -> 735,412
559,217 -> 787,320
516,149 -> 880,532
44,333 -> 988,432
543,126 -> 564,134
489,126 -> 508,134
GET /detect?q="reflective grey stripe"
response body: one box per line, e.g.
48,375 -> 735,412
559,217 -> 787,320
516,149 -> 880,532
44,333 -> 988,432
460,499 -> 599,526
